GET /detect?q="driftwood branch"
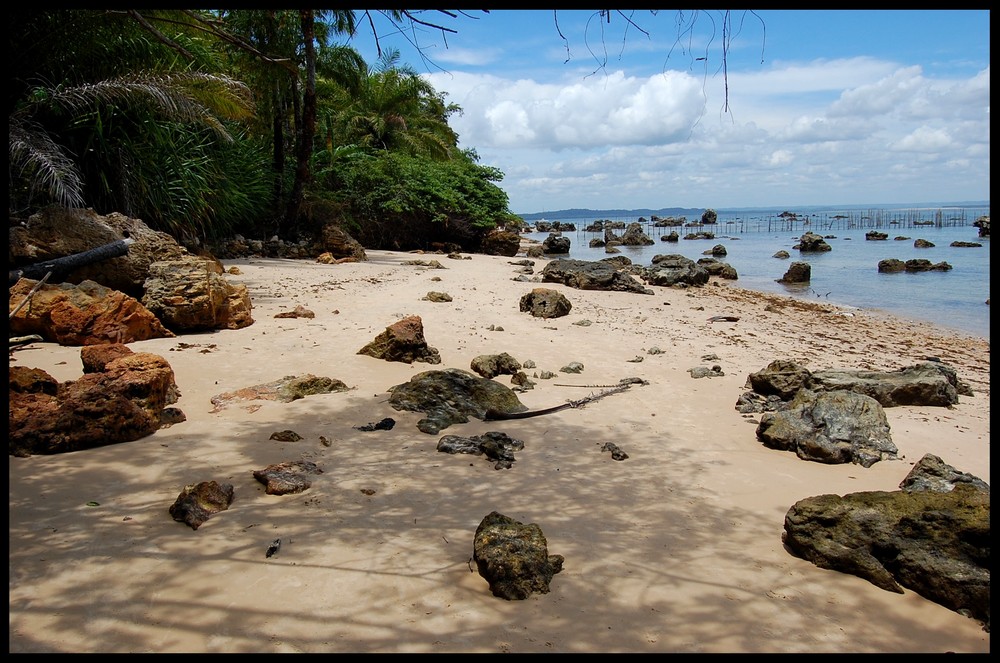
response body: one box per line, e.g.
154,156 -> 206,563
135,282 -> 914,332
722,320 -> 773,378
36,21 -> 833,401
485,378 -> 648,421
9,334 -> 44,348
9,237 -> 135,287
9,271 -> 52,320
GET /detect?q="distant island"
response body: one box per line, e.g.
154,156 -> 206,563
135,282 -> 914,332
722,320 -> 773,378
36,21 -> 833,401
515,201 -> 989,221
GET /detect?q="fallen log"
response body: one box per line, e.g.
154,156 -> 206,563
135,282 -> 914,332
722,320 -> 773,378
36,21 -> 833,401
9,237 -> 135,287
484,378 -> 648,421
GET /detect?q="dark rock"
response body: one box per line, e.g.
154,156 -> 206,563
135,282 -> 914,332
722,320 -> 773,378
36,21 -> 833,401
777,261 -> 811,284
169,481 -> 235,530
473,511 -> 564,600
388,368 -> 527,434
542,258 -> 653,294
542,234 -> 571,254
253,460 -> 323,495
601,442 -> 629,460
479,229 -> 521,257
355,417 -> 396,432
519,288 -> 572,319
903,258 -> 953,272
438,431 -> 525,469
620,222 -> 654,246
696,257 -> 738,279
900,453 -> 991,494
739,360 -> 971,414
782,476 -> 989,631
756,389 -> 897,467
793,231 -> 832,251
642,254 -> 709,287
808,362 -> 970,406
357,315 -> 441,364
878,258 -> 906,273
746,359 -> 812,400
470,352 -> 522,379
269,430 -> 303,442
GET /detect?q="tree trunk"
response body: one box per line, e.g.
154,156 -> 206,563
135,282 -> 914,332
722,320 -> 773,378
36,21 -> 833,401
283,9 -> 317,238
8,238 -> 135,287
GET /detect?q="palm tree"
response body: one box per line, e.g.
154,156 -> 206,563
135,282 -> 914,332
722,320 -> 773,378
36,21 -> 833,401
328,48 -> 459,160
9,9 -> 262,238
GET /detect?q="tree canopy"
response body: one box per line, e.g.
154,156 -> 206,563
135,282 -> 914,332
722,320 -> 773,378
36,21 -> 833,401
9,9 -> 756,249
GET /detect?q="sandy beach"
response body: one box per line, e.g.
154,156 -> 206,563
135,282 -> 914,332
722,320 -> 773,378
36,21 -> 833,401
8,249 -> 990,653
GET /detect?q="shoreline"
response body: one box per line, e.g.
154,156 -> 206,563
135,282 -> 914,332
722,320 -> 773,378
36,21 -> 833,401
9,250 -> 990,653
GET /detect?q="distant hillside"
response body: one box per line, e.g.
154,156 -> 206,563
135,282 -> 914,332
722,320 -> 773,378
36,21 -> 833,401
516,207 -> 705,221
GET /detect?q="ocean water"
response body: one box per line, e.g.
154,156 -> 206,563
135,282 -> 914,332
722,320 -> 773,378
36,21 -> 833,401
522,208 -> 990,339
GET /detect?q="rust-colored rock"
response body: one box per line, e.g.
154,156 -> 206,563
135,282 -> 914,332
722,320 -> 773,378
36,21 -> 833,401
9,277 -> 174,345
9,352 -> 181,456
80,342 -> 134,373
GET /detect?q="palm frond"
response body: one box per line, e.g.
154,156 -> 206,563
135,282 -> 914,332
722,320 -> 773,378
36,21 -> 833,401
38,72 -> 254,142
8,116 -> 85,208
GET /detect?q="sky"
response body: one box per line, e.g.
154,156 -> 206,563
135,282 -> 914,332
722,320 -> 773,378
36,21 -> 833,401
347,10 -> 990,215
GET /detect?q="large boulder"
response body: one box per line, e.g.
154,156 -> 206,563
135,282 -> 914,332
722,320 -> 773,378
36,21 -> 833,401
519,288 -> 572,319
783,454 -> 989,631
542,234 -> 571,254
9,277 -> 174,345
777,261 -> 811,284
10,351 -> 181,456
756,389 -> 898,467
479,229 -> 521,257
793,231 -> 832,252
542,258 -> 653,294
619,222 -> 654,246
388,368 -> 527,434
9,206 -> 189,298
807,362 -> 971,406
642,254 -> 709,287
318,223 -> 368,261
141,256 -> 254,332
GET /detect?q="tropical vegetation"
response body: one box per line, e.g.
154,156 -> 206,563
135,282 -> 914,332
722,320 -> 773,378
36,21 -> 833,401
8,9 -> 520,250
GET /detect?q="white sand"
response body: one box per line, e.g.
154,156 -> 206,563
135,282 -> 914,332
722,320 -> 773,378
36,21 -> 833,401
8,250 -> 990,653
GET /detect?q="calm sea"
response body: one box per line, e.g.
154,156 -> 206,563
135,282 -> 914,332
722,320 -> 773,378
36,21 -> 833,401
522,206 -> 990,339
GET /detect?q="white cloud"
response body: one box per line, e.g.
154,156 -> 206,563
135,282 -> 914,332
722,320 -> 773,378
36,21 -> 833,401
427,57 -> 989,212
892,126 -> 953,152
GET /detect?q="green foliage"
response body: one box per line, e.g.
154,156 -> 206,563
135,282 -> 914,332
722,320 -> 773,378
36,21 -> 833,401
9,9 -> 515,250
9,9 -> 266,238
322,150 -> 514,249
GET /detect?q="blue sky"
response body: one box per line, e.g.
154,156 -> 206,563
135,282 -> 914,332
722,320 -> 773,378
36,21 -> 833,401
348,10 -> 990,215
